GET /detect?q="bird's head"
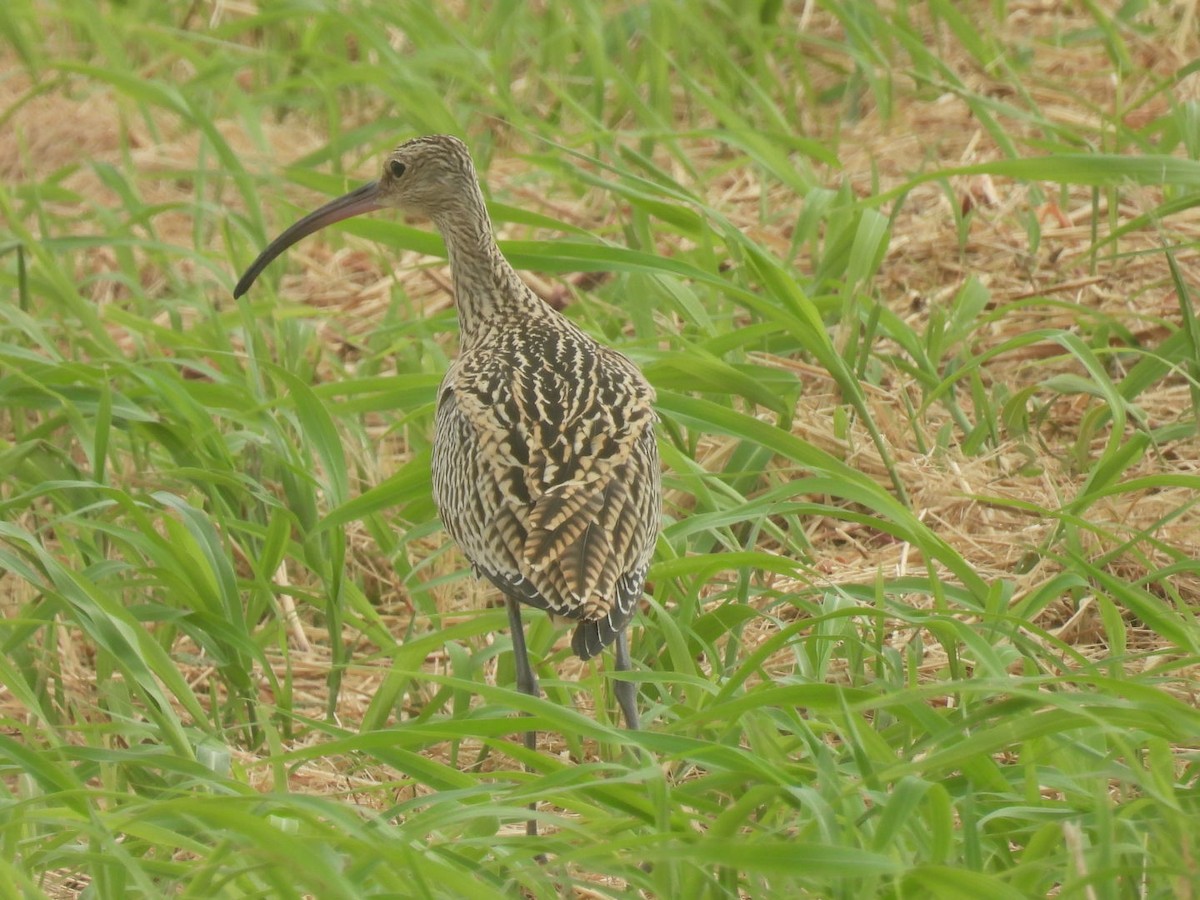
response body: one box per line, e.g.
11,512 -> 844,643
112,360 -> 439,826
233,134 -> 481,298
375,134 -> 480,219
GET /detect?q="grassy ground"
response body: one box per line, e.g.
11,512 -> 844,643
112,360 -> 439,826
2,1 -> 1199,897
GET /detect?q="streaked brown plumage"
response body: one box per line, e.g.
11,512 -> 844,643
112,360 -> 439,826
234,136 -> 661,740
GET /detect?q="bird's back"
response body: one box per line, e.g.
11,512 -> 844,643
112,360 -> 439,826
431,313 -> 660,660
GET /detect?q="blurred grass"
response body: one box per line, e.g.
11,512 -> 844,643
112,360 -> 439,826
2,0 -> 1199,897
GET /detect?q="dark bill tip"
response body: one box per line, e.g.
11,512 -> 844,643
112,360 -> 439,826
233,180 -> 385,298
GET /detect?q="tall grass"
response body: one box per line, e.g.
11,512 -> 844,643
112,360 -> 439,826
2,1 -> 1198,896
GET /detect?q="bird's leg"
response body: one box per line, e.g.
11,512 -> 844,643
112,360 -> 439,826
613,628 -> 640,730
505,596 -> 541,720
505,596 -> 539,838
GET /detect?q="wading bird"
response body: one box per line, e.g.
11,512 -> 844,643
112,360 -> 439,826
234,136 -> 660,765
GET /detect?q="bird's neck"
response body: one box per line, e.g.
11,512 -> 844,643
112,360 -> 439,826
433,194 -> 550,345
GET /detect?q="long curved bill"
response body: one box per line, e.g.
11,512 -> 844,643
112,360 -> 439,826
233,180 -> 385,298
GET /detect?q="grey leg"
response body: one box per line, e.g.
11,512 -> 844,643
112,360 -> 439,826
505,597 -> 539,837
506,596 -> 541,708
613,628 -> 640,730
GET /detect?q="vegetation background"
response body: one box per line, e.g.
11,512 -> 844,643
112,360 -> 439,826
2,1 -> 1199,897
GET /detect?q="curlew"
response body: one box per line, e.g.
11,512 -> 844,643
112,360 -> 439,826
234,135 -> 661,754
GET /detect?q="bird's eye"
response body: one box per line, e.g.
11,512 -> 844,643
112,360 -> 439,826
389,160 -> 406,178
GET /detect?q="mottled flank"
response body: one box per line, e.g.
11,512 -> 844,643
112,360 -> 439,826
433,323 -> 660,660
235,135 -> 661,732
